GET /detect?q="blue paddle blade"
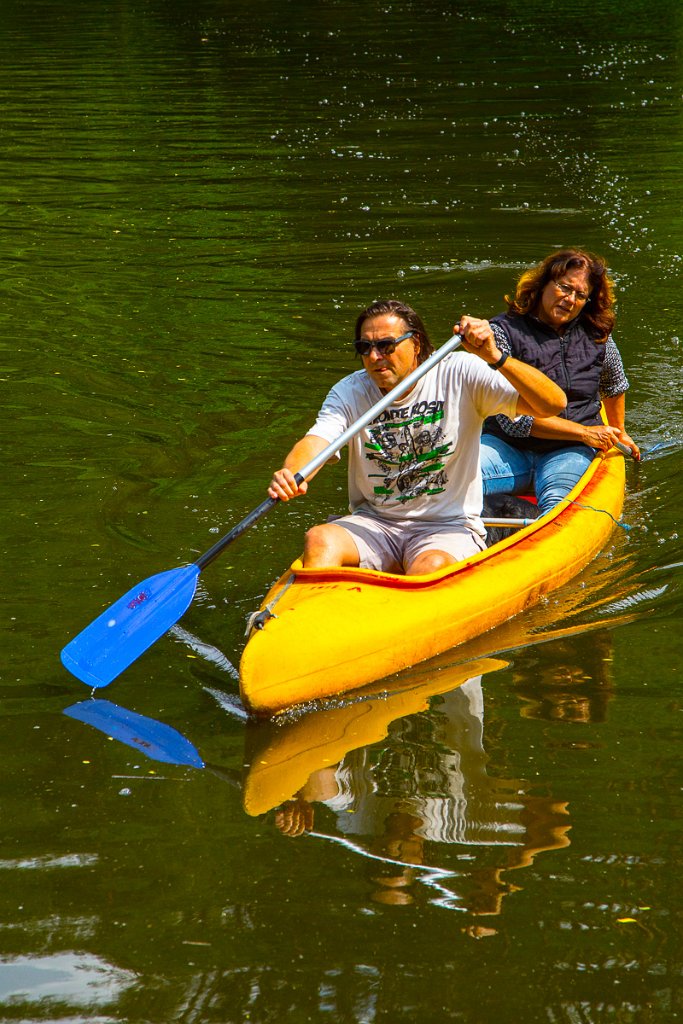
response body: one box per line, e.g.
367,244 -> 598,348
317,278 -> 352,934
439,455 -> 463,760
61,564 -> 201,688
64,698 -> 205,768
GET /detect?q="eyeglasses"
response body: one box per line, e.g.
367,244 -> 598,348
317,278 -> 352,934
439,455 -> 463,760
353,330 -> 415,357
555,280 -> 590,303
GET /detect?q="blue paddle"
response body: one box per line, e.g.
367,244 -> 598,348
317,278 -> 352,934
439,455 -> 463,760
61,334 -> 463,689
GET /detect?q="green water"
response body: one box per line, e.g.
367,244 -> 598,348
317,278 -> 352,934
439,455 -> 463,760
2,0 -> 683,1020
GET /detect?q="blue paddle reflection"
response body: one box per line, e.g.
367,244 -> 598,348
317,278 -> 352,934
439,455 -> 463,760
63,699 -> 205,769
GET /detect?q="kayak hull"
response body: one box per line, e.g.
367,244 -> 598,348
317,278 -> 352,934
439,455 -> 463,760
239,449 -> 625,717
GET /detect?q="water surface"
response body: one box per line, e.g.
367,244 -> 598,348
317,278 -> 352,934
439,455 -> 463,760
2,0 -> 682,1020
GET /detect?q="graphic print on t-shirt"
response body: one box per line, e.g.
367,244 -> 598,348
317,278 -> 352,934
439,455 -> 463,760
364,402 -> 452,504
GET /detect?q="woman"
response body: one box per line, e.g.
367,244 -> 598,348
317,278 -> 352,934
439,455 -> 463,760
480,248 -> 639,515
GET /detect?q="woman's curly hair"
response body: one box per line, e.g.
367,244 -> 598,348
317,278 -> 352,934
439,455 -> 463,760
506,249 -> 616,342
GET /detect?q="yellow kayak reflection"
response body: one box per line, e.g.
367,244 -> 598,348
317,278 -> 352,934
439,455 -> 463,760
243,659 -> 572,917
243,657 -> 508,816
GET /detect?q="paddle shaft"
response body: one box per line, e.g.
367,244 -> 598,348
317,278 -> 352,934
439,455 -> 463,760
482,517 -> 535,528
195,333 -> 463,571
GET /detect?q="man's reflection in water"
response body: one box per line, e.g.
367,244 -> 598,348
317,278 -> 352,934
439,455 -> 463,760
511,630 -> 615,724
275,677 -> 570,927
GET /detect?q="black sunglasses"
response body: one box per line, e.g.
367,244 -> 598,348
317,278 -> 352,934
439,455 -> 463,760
353,330 -> 415,357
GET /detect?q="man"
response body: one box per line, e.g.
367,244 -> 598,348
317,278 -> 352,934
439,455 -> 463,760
268,299 -> 566,575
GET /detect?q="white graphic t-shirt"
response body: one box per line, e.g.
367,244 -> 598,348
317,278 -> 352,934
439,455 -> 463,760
308,351 -> 519,528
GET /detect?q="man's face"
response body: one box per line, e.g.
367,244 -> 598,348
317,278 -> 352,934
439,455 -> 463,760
357,313 -> 420,393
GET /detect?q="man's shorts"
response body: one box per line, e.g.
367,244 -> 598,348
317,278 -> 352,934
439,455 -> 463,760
330,511 -> 485,574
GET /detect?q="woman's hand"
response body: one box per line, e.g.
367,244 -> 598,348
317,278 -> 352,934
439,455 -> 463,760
601,393 -> 640,459
582,424 -> 626,452
615,430 -> 641,460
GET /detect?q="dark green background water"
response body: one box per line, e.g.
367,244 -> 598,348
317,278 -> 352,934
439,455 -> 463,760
2,0 -> 682,1020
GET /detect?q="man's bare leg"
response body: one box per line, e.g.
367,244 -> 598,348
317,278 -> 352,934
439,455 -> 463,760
303,523 -> 362,568
405,549 -> 458,575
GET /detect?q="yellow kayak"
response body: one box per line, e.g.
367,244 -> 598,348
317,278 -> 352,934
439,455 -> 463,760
239,447 -> 625,717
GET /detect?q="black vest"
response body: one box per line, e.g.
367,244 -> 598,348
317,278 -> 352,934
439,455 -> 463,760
483,312 -> 606,453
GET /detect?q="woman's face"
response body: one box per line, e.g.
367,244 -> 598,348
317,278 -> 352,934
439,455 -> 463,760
536,265 -> 591,331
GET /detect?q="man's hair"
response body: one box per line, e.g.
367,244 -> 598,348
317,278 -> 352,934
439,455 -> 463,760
506,248 -> 616,342
354,299 -> 434,364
